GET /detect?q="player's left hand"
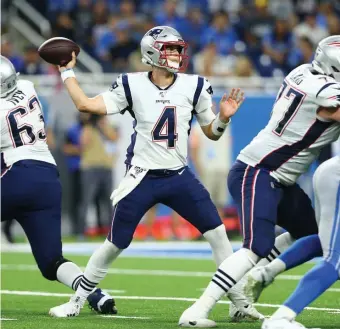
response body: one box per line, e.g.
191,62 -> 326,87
219,88 -> 245,122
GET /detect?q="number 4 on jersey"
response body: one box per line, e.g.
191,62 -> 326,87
152,106 -> 178,148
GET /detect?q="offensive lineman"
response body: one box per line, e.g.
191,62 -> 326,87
179,35 -> 340,327
0,56 -> 118,314
47,26 -> 261,319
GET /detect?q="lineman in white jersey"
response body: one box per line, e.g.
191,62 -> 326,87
0,55 -> 117,315
48,26 -> 263,321
180,35 -> 340,327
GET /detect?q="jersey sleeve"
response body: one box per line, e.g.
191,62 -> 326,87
194,77 -> 215,126
100,74 -> 130,115
314,82 -> 340,108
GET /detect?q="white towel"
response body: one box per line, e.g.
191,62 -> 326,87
110,165 -> 148,206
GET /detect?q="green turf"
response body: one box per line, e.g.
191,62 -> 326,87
1,252 -> 340,328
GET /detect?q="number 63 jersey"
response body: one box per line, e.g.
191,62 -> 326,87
101,72 -> 214,170
238,64 -> 340,186
0,80 -> 55,168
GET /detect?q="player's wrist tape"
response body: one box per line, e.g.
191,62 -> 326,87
211,115 -> 230,136
61,69 -> 76,82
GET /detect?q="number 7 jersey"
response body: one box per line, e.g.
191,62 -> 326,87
238,64 -> 340,186
101,72 -> 214,170
0,80 -> 55,167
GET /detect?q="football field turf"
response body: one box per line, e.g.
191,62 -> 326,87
1,251 -> 340,329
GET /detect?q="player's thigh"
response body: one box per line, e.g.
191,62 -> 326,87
108,177 -> 157,249
162,168 -> 222,234
16,174 -> 62,271
314,157 -> 340,268
228,161 -> 282,257
277,183 -> 317,239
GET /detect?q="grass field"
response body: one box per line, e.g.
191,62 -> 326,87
1,250 -> 340,329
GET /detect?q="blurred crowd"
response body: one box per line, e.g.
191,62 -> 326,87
2,0 -> 340,76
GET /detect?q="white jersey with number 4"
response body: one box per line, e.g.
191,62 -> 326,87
101,72 -> 214,170
238,64 -> 340,185
0,80 -> 55,167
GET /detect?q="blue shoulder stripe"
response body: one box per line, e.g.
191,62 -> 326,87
316,82 -> 337,98
121,74 -> 134,118
193,76 -> 204,110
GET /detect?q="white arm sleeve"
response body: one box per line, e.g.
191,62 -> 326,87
194,77 -> 215,126
315,82 -> 340,108
100,74 -> 130,115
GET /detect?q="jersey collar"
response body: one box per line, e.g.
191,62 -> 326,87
147,71 -> 178,91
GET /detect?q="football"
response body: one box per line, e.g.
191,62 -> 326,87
38,37 -> 80,66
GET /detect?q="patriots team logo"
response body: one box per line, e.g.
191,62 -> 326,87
148,28 -> 163,39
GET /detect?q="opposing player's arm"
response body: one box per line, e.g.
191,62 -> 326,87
318,107 -> 340,122
195,79 -> 244,140
58,52 -> 128,116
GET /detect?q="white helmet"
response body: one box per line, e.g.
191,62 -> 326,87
312,35 -> 340,81
0,55 -> 18,98
140,26 -> 189,73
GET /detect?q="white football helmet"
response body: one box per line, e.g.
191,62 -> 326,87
0,55 -> 18,98
312,35 -> 340,81
140,26 -> 189,73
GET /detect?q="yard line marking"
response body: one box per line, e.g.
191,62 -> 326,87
2,264 -> 340,291
0,318 -> 17,321
103,289 -> 126,294
101,315 -> 151,319
0,264 -> 304,279
1,290 -> 340,313
198,287 -> 340,294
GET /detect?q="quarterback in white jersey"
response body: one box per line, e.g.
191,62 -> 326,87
48,26 -> 262,322
0,55 -> 117,315
180,35 -> 340,328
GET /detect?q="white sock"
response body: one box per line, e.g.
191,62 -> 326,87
266,258 -> 286,277
203,224 -> 233,267
196,248 -> 259,312
56,262 -> 83,290
76,239 -> 122,300
271,305 -> 297,321
256,232 -> 295,267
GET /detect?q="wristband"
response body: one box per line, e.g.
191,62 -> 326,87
211,115 -> 230,136
61,68 -> 76,82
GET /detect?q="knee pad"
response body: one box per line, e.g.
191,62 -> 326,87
41,256 -> 70,281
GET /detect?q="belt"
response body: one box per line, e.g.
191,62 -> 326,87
148,167 -> 186,176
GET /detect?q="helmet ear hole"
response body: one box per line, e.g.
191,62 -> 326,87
147,51 -> 154,55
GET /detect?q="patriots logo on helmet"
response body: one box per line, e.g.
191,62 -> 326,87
148,28 -> 163,40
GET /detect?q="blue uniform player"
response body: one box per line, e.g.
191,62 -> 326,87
47,26 -> 262,319
262,156 -> 340,329
180,35 -> 340,327
0,55 -> 117,316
